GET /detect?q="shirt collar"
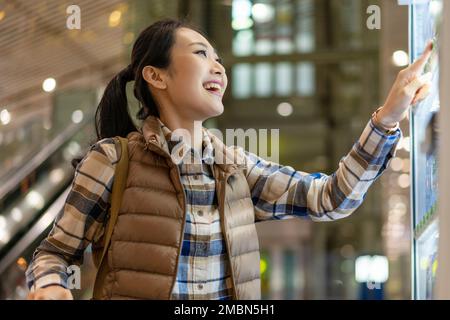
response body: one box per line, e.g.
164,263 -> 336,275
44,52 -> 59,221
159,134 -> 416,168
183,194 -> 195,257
156,117 -> 215,165
141,115 -> 245,172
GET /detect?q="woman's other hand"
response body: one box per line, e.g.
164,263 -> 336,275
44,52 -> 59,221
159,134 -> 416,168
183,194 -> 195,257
27,285 -> 73,300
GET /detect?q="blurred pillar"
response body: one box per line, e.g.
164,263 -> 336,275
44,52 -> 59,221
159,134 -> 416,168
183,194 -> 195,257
309,226 -> 327,299
269,246 -> 284,299
379,0 -> 410,300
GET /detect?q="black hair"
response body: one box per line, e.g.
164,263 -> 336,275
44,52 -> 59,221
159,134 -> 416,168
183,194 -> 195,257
70,19 -> 203,169
94,18 -> 203,140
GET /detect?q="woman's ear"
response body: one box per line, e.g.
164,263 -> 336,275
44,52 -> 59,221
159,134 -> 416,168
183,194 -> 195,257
142,66 -> 167,90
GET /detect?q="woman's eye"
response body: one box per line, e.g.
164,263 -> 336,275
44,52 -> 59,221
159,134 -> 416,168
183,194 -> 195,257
196,50 -> 207,57
195,50 -> 223,65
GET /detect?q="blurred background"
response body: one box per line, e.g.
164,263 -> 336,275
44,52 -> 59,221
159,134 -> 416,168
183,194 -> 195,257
0,0 -> 447,300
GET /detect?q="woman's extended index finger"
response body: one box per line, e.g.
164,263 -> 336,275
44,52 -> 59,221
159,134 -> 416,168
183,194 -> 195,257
410,40 -> 434,74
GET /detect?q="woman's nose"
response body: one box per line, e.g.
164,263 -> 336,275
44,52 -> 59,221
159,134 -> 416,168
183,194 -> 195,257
211,61 -> 224,75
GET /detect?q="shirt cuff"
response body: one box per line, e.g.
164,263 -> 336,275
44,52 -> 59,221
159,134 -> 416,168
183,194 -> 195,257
29,273 -> 68,292
370,107 -> 400,136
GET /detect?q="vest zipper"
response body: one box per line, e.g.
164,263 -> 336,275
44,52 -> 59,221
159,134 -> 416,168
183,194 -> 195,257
217,171 -> 239,300
168,163 -> 187,300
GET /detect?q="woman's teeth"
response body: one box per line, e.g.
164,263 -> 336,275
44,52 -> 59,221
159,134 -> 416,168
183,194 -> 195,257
203,82 -> 222,92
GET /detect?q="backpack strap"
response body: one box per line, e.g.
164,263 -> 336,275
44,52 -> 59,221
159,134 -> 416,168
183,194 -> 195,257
92,136 -> 128,299
97,136 -> 129,267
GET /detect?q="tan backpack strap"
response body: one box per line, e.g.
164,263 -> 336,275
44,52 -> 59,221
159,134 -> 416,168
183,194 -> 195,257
97,136 -> 129,269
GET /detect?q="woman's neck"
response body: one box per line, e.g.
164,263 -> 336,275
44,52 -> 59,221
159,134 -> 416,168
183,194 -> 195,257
159,114 -> 204,154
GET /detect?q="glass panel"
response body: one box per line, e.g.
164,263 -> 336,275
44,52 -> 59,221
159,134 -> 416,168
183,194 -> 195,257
233,29 -> 254,56
296,0 -> 315,53
275,1 -> 294,54
255,39 -> 274,55
253,1 -> 275,55
254,63 -> 273,97
409,0 -> 442,300
232,0 -> 254,56
275,62 -> 294,96
232,63 -> 252,98
296,62 -> 315,96
416,219 -> 439,300
232,0 -> 253,31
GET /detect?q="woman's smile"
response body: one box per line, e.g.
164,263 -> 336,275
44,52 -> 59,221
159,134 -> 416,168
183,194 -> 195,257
203,80 -> 224,98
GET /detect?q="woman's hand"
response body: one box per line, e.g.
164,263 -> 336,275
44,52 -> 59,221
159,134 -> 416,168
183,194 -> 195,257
27,285 -> 73,300
377,41 -> 434,128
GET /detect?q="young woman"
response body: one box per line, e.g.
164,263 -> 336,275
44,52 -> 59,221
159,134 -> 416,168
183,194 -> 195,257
26,19 -> 432,300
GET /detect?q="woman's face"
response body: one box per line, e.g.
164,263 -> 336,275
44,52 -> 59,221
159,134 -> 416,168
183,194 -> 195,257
150,27 -> 227,122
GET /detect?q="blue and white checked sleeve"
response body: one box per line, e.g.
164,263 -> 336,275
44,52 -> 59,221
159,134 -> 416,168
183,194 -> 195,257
243,118 -> 401,222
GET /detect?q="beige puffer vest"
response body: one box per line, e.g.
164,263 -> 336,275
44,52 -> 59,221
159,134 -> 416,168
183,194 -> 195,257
93,116 -> 261,300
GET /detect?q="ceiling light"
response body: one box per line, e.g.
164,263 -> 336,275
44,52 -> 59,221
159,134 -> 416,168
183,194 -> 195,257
42,78 -> 56,92
277,102 -> 293,117
392,50 -> 409,67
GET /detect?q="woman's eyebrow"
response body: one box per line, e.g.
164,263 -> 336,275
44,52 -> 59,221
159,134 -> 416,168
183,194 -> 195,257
189,42 -> 219,55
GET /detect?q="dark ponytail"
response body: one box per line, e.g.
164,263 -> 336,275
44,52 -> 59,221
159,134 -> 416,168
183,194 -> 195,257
94,18 -> 203,140
94,64 -> 136,139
